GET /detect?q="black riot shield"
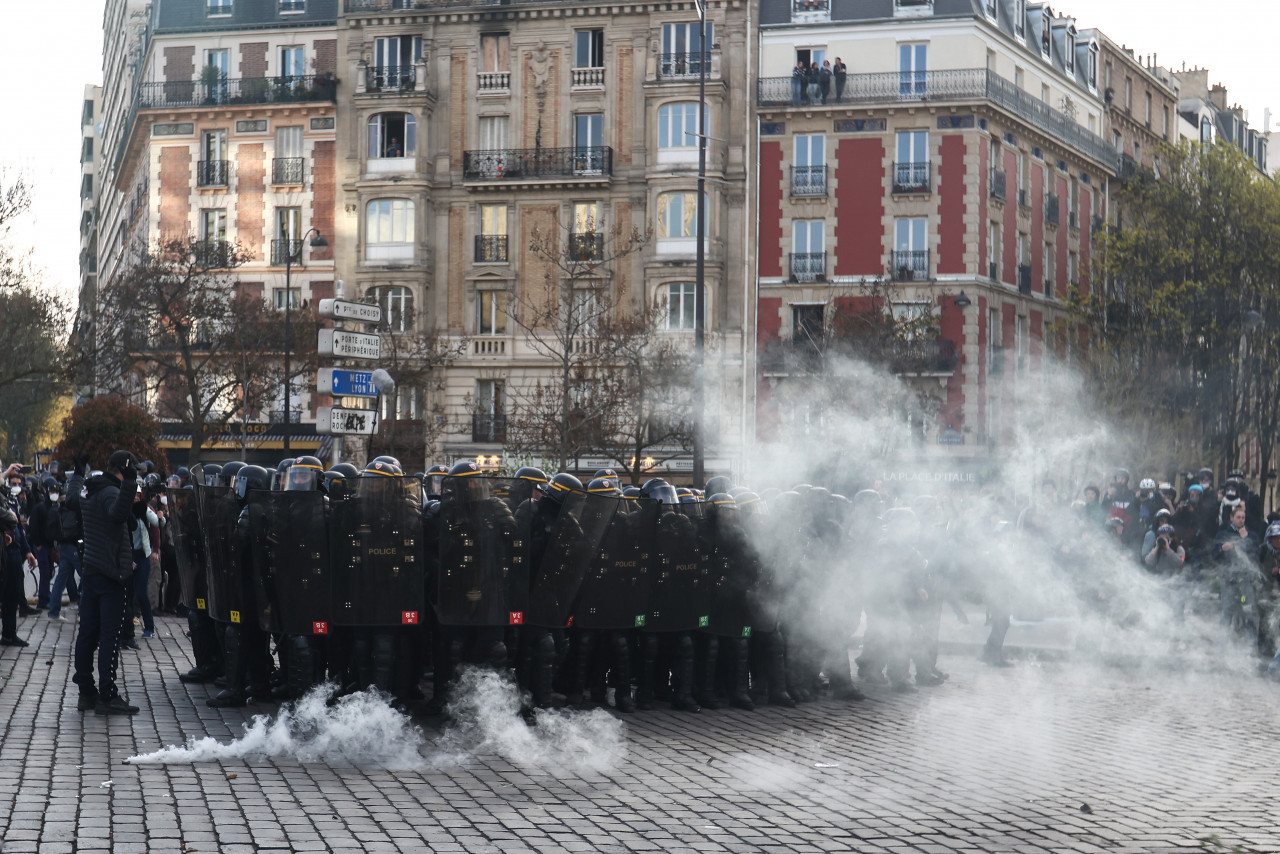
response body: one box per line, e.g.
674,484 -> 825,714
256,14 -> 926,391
572,498 -> 650,630
167,487 -> 205,611
742,514 -> 780,632
703,516 -> 758,638
195,483 -> 243,623
527,491 -> 617,628
644,505 -> 710,632
329,476 -> 425,627
435,477 -> 527,627
249,491 -> 331,635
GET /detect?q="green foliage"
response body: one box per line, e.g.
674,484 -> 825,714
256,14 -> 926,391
53,396 -> 168,474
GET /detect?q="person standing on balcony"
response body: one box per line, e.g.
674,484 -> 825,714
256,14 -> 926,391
820,60 -> 833,104
834,57 -> 847,102
807,63 -> 822,104
791,61 -> 805,107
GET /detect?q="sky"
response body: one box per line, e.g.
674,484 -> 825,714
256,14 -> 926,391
1,0 -> 1278,311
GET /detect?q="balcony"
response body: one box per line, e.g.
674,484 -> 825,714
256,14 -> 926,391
137,74 -> 336,110
272,157 -> 304,185
790,252 -> 826,283
1119,153 -> 1139,181
759,340 -> 823,375
989,169 -> 1006,201
791,165 -> 827,197
1045,195 -> 1060,225
893,161 -> 931,194
571,67 -> 605,88
365,65 -> 415,93
271,238 -> 303,266
1018,264 -> 1032,294
792,0 -> 830,18
197,160 -> 229,187
477,71 -> 510,93
268,410 -> 304,425
475,235 -> 508,263
193,240 -> 231,268
472,413 -> 506,443
568,233 -> 603,261
890,338 -> 958,375
891,250 -> 929,281
462,147 -> 613,184
756,68 -> 1120,172
657,52 -> 710,81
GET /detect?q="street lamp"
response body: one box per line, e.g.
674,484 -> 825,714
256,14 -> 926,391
692,0 -> 708,490
282,228 -> 328,456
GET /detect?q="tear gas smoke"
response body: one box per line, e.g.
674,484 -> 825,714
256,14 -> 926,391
128,672 -> 627,774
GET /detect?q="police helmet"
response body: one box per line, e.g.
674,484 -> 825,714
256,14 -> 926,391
1197,467 -> 1215,484
882,507 -> 920,541
144,472 -> 163,496
621,486 -> 641,499
705,476 -> 733,496
373,455 -> 402,469
364,460 -> 400,477
176,466 -> 191,485
593,468 -> 618,480
516,466 -> 549,484
851,489 -> 884,518
444,460 -> 489,501
543,473 -> 584,504
166,474 -> 182,489
286,456 -> 324,491
1155,508 -> 1173,520
201,463 -> 223,487
735,491 -> 767,516
424,464 -> 450,496
587,477 -> 620,496
1113,468 -> 1130,484
678,492 -> 701,505
329,462 -> 361,479
706,493 -> 738,522
220,461 -> 247,486
234,464 -> 271,501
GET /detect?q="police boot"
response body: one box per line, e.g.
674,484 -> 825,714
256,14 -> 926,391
372,630 -> 396,695
180,610 -> 217,683
396,632 -> 425,703
565,630 -> 595,707
245,629 -> 275,703
610,632 -> 636,713
670,634 -> 701,713
208,625 -> 248,707
424,632 -> 456,716
766,634 -> 796,707
634,634 -> 659,711
826,645 -> 866,701
693,634 -> 722,710
532,631 -> 560,709
728,637 -> 755,711
286,635 -> 317,698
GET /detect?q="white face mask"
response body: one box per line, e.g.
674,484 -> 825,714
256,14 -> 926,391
160,496 -> 168,505
9,486 -> 20,496
49,493 -> 60,502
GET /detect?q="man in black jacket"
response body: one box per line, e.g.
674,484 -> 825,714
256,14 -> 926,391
69,450 -> 140,715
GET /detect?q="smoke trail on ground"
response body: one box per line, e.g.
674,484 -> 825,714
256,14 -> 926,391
127,672 -> 627,774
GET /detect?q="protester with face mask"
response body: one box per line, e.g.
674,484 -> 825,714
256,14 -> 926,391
1214,503 -> 1262,642
1,462 -> 38,644
28,477 -> 59,612
48,471 -> 83,622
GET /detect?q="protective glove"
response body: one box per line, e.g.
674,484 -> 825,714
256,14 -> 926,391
121,459 -> 139,482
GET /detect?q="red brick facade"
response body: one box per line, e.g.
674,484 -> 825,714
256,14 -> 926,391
236,143 -> 266,261
310,141 -> 335,262
937,135 -> 967,276
158,146 -> 192,241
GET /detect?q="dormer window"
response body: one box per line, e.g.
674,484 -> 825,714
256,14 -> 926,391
1086,42 -> 1098,91
985,0 -> 996,18
1064,25 -> 1076,74
1040,10 -> 1051,58
1015,0 -> 1026,36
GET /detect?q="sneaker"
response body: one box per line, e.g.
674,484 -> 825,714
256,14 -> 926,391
141,630 -> 154,639
0,636 -> 29,648
95,696 -> 139,716
48,613 -> 66,622
123,639 -> 140,651
77,694 -> 99,712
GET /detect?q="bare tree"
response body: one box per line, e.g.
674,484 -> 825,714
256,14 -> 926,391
94,237 -> 320,463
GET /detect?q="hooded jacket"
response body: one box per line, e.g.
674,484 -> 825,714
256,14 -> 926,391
70,471 -> 138,584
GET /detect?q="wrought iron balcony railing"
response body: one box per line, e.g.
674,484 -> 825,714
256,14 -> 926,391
756,67 -> 1120,172
790,252 -> 826,283
990,168 -> 1007,201
893,161 -> 931,194
138,74 -> 336,110
474,235 -> 508,262
271,238 -> 303,266
193,240 -> 231,268
366,65 -> 416,92
1018,264 -> 1032,294
657,52 -> 710,80
1045,195 -> 1060,225
272,157 -> 304,185
472,413 -> 506,443
791,165 -> 827,196
890,338 -> 959,375
269,410 -> 303,424
197,160 -> 229,187
568,233 -> 604,261
462,147 -> 613,181
891,250 -> 929,281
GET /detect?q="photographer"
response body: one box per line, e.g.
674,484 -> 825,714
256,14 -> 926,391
1142,523 -> 1186,575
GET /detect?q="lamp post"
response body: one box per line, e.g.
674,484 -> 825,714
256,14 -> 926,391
282,228 -> 328,456
692,0 -> 708,490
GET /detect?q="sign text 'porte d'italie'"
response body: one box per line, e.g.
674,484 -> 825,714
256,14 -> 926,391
316,298 -> 384,436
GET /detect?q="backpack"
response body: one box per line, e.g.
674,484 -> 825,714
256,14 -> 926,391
51,503 -> 80,543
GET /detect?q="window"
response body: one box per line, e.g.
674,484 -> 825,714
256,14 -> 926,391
273,288 -> 300,310
373,36 -> 422,90
1018,150 -> 1029,202
381,386 -> 419,421
201,209 -> 227,242
657,102 -> 702,149
792,305 -> 824,349
478,290 -> 507,335
657,191 -> 705,239
1064,27 -> 1075,74
573,201 -> 600,235
1087,43 -> 1098,91
896,130 -> 927,164
574,29 -> 604,68
1016,315 -> 1028,374
1015,0 -> 1026,36
894,130 -> 929,192
274,207 -> 301,264
280,0 -> 305,12
1163,106 -> 1170,140
574,114 -> 605,173
572,289 -> 602,336
273,126 -> 303,183
1068,251 -> 1078,286
365,199 -> 415,261
894,217 -> 927,280
480,204 -> 507,237
480,33 -> 509,72
476,380 -> 505,424
984,0 -> 996,19
660,22 -> 713,76
664,282 -> 699,330
81,138 -> 94,163
792,220 -> 824,282
795,48 -> 827,69
1124,77 -> 1132,112
899,43 -> 927,97
1044,240 -> 1054,295
1145,92 -> 1153,127
1113,130 -> 1123,154
280,46 -> 305,83
988,221 -> 999,279
207,0 -> 231,16
478,115 -> 509,150
368,113 -> 416,159
794,134 -> 826,194
476,204 -> 508,262
571,201 -> 602,259
371,285 -> 414,332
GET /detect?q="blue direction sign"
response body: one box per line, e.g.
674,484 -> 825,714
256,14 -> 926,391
317,367 -> 378,398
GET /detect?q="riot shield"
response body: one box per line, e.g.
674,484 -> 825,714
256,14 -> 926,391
742,513 -> 781,632
703,516 -> 758,638
329,476 -> 425,627
249,491 -> 331,635
527,490 -> 617,628
166,487 -> 205,611
194,483 -> 243,623
573,496 -> 650,630
644,505 -> 710,632
434,477 -> 527,626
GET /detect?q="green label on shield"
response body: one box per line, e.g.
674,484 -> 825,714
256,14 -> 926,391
698,615 -> 709,628
742,626 -> 752,638
635,615 -> 646,627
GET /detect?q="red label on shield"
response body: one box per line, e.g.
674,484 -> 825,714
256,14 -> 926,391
566,615 -> 574,628
402,611 -> 419,625
509,611 -> 524,625
313,621 -> 329,635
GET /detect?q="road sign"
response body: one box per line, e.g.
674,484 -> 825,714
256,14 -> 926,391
318,329 -> 381,360
316,406 -> 380,436
317,367 -> 378,398
318,299 -> 382,324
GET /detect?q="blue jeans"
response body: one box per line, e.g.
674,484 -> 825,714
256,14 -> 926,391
73,572 -> 128,700
50,545 -> 81,619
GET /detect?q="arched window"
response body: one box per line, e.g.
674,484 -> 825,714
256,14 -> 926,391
369,285 -> 414,332
656,191 -> 707,239
367,112 -> 416,158
657,102 -> 702,149
365,198 -> 415,261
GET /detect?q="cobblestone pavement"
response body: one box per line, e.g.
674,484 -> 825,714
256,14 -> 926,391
1,611 -> 1277,854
